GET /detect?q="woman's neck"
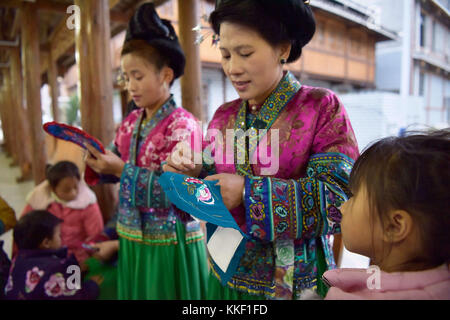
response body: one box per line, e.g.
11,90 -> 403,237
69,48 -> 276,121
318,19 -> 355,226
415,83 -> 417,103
144,92 -> 170,120
248,70 -> 285,106
377,250 -> 439,273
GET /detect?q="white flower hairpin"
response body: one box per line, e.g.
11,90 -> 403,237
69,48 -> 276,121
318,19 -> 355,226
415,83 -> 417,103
192,14 -> 219,46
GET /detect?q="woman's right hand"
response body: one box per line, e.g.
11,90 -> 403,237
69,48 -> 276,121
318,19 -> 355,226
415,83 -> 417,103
163,141 -> 202,177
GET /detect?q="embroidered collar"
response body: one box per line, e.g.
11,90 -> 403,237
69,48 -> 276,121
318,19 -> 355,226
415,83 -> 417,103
129,95 -> 178,165
234,71 -> 301,176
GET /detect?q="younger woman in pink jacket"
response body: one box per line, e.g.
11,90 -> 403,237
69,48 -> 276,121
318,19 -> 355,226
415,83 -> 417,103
323,130 -> 449,300
21,161 -> 104,266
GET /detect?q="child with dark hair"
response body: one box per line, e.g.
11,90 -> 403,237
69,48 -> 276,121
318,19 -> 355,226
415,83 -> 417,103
5,210 -> 101,299
323,129 -> 450,299
21,161 -> 104,265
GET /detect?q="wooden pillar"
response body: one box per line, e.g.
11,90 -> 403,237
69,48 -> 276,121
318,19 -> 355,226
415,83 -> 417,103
177,0 -> 204,122
21,2 -> 47,185
0,77 -> 13,157
48,49 -> 60,122
1,68 -> 20,167
74,0 -> 117,221
10,48 -> 33,182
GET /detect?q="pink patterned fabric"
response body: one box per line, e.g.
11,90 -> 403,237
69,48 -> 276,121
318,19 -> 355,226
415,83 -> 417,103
114,107 -> 201,170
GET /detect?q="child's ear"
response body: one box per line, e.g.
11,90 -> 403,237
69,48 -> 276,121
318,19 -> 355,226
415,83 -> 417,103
383,210 -> 413,244
39,238 -> 51,250
162,66 -> 174,87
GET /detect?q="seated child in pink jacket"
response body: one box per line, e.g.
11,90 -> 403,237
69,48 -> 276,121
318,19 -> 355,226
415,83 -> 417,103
21,161 -> 104,265
323,129 -> 449,300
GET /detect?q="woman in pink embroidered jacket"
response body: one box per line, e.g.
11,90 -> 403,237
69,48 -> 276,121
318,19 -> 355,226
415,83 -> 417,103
21,161 -> 103,266
164,0 -> 359,300
324,130 -> 450,300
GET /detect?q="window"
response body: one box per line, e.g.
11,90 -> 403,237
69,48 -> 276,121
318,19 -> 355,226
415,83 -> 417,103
314,21 -> 326,46
419,71 -> 425,96
419,13 -> 426,48
432,22 -> 445,54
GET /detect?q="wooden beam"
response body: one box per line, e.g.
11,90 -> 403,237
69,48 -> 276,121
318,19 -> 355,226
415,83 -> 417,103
41,0 -> 131,76
10,11 -> 21,39
21,2 -> 47,185
0,0 -> 130,23
74,0 -> 117,221
0,39 -> 19,48
178,0 -> 204,122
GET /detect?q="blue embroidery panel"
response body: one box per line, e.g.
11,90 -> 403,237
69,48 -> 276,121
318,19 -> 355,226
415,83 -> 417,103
159,172 -> 249,285
159,172 -> 246,234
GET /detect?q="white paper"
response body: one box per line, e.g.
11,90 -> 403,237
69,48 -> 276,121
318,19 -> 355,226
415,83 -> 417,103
207,226 -> 244,273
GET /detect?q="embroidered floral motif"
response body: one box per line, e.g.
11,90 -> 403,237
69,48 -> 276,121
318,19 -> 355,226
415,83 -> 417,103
25,267 -> 44,293
182,177 -> 215,205
44,273 -> 66,298
151,132 -> 166,151
249,203 -> 265,221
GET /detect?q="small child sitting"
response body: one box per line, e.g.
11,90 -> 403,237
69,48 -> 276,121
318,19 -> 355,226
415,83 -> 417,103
21,161 -> 104,265
323,129 -> 449,300
5,210 -> 102,299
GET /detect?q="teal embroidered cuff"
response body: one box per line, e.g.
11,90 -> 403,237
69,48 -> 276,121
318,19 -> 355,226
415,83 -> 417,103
244,153 -> 354,242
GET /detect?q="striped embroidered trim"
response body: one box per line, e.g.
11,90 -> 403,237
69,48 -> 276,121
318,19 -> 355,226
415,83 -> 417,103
210,259 -> 276,298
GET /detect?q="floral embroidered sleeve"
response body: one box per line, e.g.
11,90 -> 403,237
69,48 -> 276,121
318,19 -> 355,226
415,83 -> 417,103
244,153 -> 354,241
244,93 -> 358,242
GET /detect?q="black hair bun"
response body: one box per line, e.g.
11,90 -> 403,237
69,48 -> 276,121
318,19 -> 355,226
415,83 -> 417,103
259,0 -> 316,62
213,0 -> 316,63
125,3 -> 186,79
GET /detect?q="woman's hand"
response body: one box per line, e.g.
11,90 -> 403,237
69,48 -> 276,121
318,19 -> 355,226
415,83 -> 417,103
84,144 -> 125,178
163,141 -> 202,177
91,240 -> 119,262
205,173 -> 245,210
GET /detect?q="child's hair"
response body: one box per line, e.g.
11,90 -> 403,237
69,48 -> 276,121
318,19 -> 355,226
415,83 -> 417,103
349,129 -> 450,267
46,161 -> 80,189
121,39 -> 174,86
14,210 -> 63,250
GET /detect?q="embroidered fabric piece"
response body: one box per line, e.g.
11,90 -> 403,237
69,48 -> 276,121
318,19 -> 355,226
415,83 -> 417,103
159,172 -> 249,283
43,122 -> 107,186
159,172 -> 245,232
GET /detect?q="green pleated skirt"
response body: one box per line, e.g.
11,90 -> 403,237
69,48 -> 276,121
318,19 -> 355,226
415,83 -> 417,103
118,221 -> 209,300
207,241 -> 329,300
